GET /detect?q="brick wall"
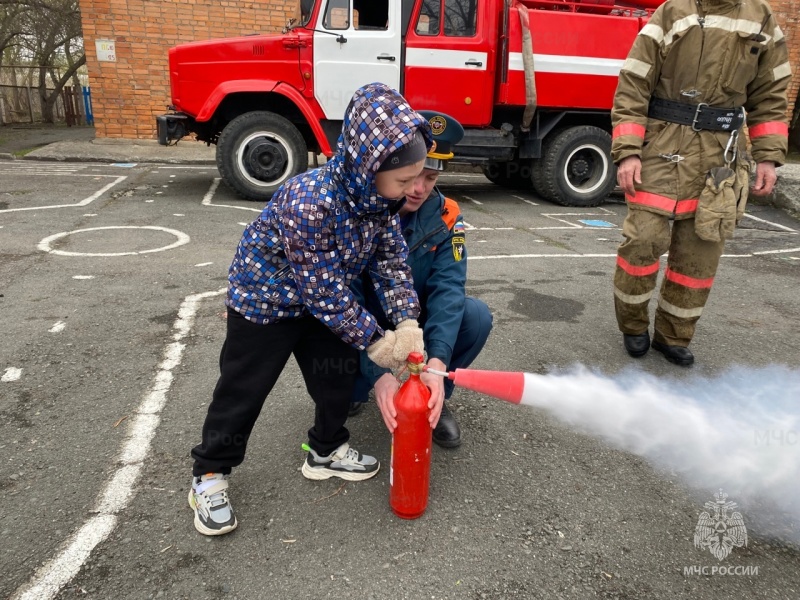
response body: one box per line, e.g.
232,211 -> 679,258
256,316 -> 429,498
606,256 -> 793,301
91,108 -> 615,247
773,0 -> 799,119
79,0 -> 800,139
79,0 -> 296,138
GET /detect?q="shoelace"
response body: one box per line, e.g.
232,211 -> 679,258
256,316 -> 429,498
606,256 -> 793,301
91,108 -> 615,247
196,477 -> 229,507
342,447 -> 361,464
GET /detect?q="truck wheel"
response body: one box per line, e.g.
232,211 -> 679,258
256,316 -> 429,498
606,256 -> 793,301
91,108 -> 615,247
216,111 -> 308,201
533,126 -> 616,206
482,160 -> 533,190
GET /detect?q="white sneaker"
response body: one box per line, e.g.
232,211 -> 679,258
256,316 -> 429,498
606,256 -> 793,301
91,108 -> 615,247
188,473 -> 237,536
301,443 -> 380,481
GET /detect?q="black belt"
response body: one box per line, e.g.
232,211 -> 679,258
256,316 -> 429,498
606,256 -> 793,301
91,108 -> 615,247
648,97 -> 745,132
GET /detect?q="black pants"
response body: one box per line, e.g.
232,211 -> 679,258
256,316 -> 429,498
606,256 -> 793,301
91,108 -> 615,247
191,310 -> 358,476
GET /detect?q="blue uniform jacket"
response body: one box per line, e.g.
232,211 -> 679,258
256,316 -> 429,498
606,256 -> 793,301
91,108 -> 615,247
225,83 -> 432,350
354,188 -> 468,385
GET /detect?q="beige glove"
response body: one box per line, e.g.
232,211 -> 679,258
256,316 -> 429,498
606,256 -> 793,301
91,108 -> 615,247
366,320 -> 425,370
367,330 -> 402,369
393,320 -> 424,362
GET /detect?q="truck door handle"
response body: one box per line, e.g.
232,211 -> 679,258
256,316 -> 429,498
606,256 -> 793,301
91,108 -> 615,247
377,55 -> 396,61
465,60 -> 483,67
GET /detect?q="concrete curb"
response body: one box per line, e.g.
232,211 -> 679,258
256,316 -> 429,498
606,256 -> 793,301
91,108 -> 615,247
770,165 -> 800,217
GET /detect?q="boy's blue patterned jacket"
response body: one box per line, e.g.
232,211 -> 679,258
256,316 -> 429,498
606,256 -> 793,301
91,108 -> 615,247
226,83 -> 432,350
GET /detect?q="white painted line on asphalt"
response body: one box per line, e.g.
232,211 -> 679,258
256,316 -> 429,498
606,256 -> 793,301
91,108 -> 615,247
0,166 -> 122,178
11,515 -> 117,600
1,367 -> 22,382
752,246 -> 800,255
463,195 -> 483,205
49,322 -> 66,333
38,226 -> 190,257
0,176 -> 127,213
469,253 -> 617,260
0,165 -> 79,172
11,289 -> 226,600
83,214 -> 97,217
742,212 -> 797,233
195,262 -> 213,267
201,177 -> 261,213
530,220 -> 582,230
468,249 -> 797,261
72,275 -> 95,280
158,165 -> 215,170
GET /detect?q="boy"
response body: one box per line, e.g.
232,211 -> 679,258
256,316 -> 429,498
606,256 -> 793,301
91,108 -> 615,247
189,83 -> 432,535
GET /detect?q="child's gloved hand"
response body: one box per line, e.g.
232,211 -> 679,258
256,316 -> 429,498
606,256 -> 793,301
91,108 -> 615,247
393,320 -> 424,362
367,330 -> 403,369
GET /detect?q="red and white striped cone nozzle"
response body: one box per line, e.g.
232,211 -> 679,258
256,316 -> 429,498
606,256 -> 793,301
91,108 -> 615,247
422,366 -> 527,405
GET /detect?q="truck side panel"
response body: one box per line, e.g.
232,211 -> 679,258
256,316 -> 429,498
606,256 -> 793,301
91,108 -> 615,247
502,9 -> 644,110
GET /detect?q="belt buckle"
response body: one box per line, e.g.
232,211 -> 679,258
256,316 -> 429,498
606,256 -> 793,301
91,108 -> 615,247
691,103 -> 708,132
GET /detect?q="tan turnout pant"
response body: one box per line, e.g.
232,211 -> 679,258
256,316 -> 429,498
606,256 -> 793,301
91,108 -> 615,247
613,209 -> 726,346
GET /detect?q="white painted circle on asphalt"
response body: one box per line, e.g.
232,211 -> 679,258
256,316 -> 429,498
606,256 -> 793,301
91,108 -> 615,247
37,226 -> 191,257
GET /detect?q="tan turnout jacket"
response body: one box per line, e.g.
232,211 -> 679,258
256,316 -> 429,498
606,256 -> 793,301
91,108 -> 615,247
611,0 -> 791,219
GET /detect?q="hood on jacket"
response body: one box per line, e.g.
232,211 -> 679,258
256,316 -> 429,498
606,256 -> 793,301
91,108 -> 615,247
328,82 -> 433,213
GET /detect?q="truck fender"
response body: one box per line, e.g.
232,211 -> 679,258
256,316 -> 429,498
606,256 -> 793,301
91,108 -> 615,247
197,80 -> 333,157
272,82 -> 333,156
196,79 -> 279,121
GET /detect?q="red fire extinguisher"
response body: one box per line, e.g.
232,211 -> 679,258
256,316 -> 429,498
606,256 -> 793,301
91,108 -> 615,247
390,351 -> 433,519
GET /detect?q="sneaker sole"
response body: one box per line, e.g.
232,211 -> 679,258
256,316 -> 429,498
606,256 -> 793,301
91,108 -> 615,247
188,489 -> 238,536
301,461 -> 380,481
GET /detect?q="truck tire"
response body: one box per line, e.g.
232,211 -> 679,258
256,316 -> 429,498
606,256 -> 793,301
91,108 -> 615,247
216,111 -> 308,201
532,126 -> 616,207
482,160 -> 534,190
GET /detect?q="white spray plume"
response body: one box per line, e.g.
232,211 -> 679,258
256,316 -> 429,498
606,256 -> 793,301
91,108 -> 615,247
519,365 -> 800,542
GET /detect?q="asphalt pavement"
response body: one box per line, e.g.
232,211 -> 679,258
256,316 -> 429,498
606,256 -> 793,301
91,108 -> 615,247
1,128 -> 799,600
2,123 -> 799,216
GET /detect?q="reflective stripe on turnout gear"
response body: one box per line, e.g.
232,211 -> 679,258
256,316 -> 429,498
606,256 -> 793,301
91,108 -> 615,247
626,192 -> 698,215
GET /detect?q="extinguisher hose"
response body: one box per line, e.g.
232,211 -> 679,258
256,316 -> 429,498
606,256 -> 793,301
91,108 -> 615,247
421,365 -> 453,379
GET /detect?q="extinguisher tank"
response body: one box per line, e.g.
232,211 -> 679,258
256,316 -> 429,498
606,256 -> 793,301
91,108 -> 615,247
390,352 -> 433,519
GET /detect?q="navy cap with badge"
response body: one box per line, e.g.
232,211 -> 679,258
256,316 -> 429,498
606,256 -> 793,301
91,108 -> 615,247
418,110 -> 465,172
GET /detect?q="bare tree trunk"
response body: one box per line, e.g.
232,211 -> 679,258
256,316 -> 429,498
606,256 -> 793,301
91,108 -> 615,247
41,53 -> 85,122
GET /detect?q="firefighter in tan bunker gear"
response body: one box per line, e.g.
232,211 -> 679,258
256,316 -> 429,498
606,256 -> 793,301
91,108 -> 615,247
612,0 -> 791,366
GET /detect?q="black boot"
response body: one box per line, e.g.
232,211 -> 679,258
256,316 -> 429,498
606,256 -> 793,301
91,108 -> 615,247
433,402 -> 461,448
651,340 -> 694,367
623,332 -> 650,358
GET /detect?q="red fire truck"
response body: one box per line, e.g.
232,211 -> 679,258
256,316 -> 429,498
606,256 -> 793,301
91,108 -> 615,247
156,0 -> 661,206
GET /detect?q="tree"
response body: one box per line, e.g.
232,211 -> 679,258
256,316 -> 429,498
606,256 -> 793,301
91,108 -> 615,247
0,0 -> 84,122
